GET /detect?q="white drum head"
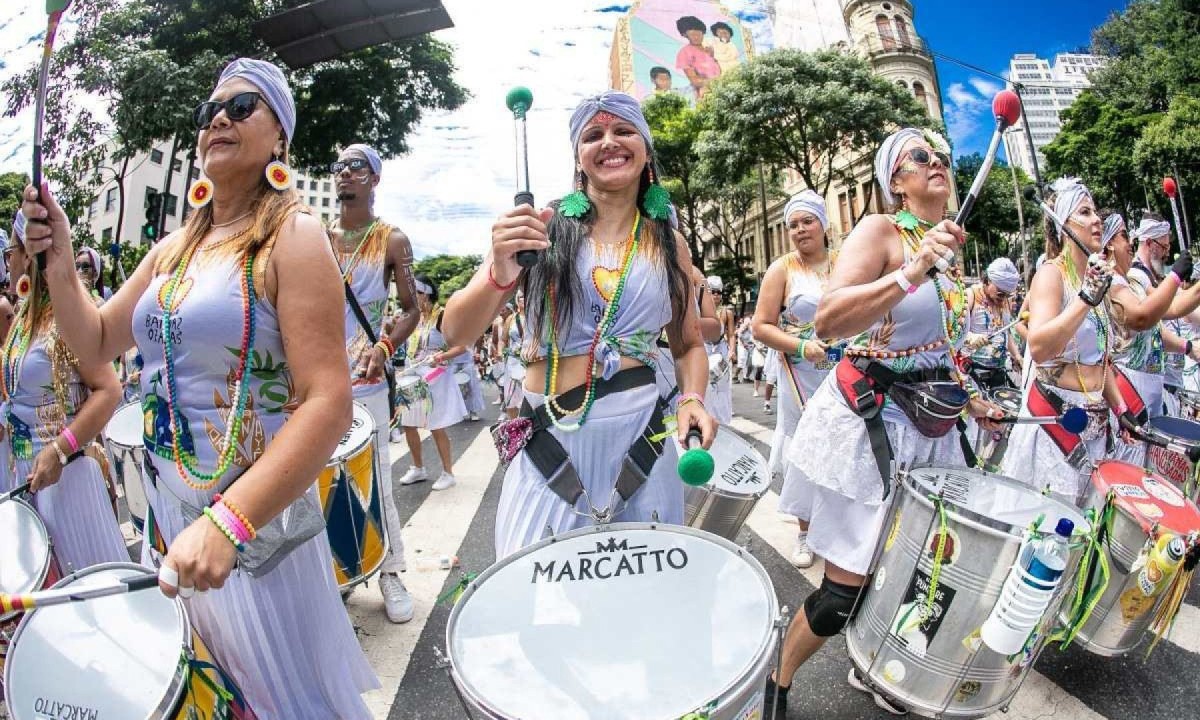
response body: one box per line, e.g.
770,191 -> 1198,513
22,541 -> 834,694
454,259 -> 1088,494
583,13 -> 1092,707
105,402 -> 144,449
0,498 -> 50,600
448,524 -> 776,720
690,426 -> 769,497
5,563 -> 188,719
332,402 -> 374,463
908,466 -> 1090,535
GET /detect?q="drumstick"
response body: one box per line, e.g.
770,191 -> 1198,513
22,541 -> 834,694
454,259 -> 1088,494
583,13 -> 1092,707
0,571 -> 160,614
29,1 -> 73,273
0,482 -> 32,503
677,428 -> 714,486
996,406 -> 1087,434
985,311 -> 1030,340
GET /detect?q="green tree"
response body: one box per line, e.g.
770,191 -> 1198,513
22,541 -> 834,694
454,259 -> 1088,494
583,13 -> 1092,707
707,254 -> 755,313
413,254 -> 482,302
1134,94 -> 1200,225
696,49 -> 933,201
694,167 -> 781,301
643,92 -> 707,266
1041,91 -> 1154,213
952,153 -> 1040,276
0,172 -> 31,237
1089,0 -> 1200,114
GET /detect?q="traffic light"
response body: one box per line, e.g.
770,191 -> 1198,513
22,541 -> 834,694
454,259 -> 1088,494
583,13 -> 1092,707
144,191 -> 162,242
141,222 -> 157,241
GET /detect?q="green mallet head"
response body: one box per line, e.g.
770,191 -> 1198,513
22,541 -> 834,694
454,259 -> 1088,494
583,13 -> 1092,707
506,86 -> 533,118
677,429 -> 714,486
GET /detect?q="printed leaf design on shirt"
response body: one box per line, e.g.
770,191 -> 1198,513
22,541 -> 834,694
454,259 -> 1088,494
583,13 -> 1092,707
231,347 -> 297,414
206,366 -> 267,468
6,411 -> 33,461
871,312 -> 896,352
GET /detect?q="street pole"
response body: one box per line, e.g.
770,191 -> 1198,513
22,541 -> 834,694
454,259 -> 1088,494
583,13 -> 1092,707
1008,151 -> 1030,287
757,162 -> 770,274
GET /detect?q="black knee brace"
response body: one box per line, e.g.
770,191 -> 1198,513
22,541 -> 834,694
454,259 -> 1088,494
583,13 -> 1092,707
803,577 -> 864,637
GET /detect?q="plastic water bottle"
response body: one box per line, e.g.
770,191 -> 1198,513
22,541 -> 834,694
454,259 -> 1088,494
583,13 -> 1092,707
414,554 -> 459,571
1025,518 -> 1074,585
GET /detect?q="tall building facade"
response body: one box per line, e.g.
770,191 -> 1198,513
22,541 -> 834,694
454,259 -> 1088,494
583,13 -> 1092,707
84,139 -> 340,249
1002,52 -> 1109,176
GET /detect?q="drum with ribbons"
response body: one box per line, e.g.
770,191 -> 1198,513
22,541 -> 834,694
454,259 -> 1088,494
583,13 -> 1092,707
1138,416 -> 1200,499
681,425 -> 769,541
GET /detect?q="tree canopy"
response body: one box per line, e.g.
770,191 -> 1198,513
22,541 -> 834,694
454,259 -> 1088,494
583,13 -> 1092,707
413,254 -> 482,303
643,92 -> 707,265
952,153 -> 1040,275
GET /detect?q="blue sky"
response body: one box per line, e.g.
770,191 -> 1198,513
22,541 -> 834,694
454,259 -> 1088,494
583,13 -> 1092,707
913,0 -> 1129,159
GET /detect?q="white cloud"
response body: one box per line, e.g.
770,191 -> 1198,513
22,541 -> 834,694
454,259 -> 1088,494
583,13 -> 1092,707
967,76 -> 1002,98
941,75 -> 1006,155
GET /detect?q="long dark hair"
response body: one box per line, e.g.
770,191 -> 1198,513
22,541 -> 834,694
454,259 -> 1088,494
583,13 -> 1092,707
520,162 -> 688,349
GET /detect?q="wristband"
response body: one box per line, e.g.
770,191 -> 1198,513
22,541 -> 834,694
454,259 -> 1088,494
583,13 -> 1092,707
60,427 -> 79,453
893,268 -> 918,295
1170,271 -> 1184,286
211,502 -> 253,546
487,263 -> 519,292
203,507 -> 245,552
678,392 -> 705,409
51,438 -> 69,467
213,494 -> 257,540
795,339 -> 807,360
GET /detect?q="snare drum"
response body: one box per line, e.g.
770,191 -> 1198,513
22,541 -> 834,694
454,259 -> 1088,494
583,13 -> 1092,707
1144,416 -> 1200,493
455,370 -> 471,401
395,374 -> 423,406
316,402 -> 387,589
4,562 -> 252,719
683,426 -> 769,541
848,466 -> 1088,719
0,498 -> 61,668
506,357 -> 527,382
1064,460 -> 1200,656
446,523 -> 778,720
103,401 -> 149,532
973,388 -> 1023,469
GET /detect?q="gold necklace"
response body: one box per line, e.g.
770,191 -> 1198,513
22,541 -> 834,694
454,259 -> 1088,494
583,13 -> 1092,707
211,210 -> 252,228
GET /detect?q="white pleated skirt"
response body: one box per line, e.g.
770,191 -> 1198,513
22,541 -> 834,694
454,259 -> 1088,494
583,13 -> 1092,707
999,385 -> 1110,504
17,455 -> 128,573
654,345 -> 677,410
494,384 -> 683,560
142,466 -> 378,719
707,370 -> 733,424
401,368 -> 468,430
773,363 -> 829,521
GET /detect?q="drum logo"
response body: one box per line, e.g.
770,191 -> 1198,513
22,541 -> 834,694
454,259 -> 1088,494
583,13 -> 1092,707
32,697 -> 99,719
891,569 -> 957,658
721,454 -> 763,487
530,538 -> 689,583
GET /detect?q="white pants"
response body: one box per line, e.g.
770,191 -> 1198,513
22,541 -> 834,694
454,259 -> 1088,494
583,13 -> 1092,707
362,388 -> 406,572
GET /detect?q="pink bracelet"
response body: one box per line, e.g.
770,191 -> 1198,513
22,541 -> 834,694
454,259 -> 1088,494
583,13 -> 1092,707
210,501 -> 254,546
60,427 -> 79,453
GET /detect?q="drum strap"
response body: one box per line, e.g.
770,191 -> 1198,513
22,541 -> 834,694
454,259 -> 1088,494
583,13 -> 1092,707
1111,365 -> 1148,424
1028,379 -> 1093,467
344,281 -> 397,418
513,367 -> 665,509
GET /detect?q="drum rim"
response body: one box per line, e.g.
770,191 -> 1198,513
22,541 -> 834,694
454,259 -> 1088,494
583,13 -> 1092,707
903,465 -> 1091,539
1092,459 -> 1200,535
691,425 -> 770,499
326,401 -> 375,467
444,522 -> 779,719
104,401 -> 146,451
3,561 -> 193,719
0,497 -> 53,623
1146,415 -> 1200,449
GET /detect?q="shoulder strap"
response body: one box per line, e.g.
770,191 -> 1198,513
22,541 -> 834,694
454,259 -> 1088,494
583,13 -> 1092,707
345,282 -> 378,345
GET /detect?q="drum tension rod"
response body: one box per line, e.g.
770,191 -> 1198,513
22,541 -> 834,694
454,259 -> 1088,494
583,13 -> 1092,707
434,646 -> 478,720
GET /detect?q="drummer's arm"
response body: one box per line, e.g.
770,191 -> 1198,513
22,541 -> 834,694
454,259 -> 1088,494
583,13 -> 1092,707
1161,326 -> 1198,360
752,260 -> 808,356
1165,281 -> 1200,320
435,345 -> 467,364
1112,276 -> 1176,331
69,355 -> 123,449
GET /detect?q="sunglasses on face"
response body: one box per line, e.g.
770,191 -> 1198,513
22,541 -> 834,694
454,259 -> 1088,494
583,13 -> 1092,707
330,158 -> 371,175
193,91 -> 263,131
906,147 -> 951,169
76,262 -> 95,272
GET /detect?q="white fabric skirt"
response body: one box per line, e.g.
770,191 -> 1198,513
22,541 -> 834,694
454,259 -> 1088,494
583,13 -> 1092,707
999,384 -> 1110,503
494,384 -> 682,560
774,363 -> 829,521
456,360 -> 486,414
401,367 -> 468,430
142,468 -> 378,718
707,369 -> 733,424
17,454 -> 128,573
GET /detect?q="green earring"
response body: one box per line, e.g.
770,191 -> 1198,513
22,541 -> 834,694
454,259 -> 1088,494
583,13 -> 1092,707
560,170 -> 591,218
642,165 -> 672,221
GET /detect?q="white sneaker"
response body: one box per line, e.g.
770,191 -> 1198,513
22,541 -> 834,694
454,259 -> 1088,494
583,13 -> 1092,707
847,668 -> 908,715
764,400 -> 773,414
791,537 -> 815,569
469,411 -> 480,421
389,427 -> 403,443
492,398 -> 502,405
378,572 -> 414,624
398,466 -> 429,485
432,472 -> 457,491
753,389 -> 760,397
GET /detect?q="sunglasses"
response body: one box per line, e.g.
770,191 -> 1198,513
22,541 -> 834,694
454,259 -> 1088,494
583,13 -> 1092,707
76,262 -> 95,272
330,158 -> 372,175
193,91 -> 263,131
906,147 -> 951,169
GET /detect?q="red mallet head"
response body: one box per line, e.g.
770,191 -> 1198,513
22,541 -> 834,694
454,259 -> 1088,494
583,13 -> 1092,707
1164,177 -> 1178,199
993,90 -> 1023,129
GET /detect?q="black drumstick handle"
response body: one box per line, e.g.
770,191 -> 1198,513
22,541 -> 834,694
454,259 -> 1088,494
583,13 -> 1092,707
514,191 -> 538,268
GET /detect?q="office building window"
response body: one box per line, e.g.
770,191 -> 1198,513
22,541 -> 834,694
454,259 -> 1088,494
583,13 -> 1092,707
309,179 -> 317,190
322,197 -> 330,207
172,158 -> 182,172
105,187 -> 118,213
323,182 -> 331,192
190,167 -> 200,181
150,149 -> 164,165
894,16 -> 911,47
163,193 -> 178,217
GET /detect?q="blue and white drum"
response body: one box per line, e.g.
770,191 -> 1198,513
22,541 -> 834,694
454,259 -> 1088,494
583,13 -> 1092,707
446,523 -> 778,720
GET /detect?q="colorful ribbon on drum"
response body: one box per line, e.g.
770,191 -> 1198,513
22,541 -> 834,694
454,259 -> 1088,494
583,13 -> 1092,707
1051,498 -> 1113,648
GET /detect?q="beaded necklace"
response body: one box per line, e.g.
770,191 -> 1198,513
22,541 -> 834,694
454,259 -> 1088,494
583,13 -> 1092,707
898,224 -> 966,347
335,218 -> 379,283
1,303 -> 33,402
157,241 -> 257,489
1054,253 -> 1109,401
542,212 -> 641,432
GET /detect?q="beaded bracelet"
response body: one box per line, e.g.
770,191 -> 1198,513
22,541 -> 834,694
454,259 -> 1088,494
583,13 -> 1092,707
211,502 -> 253,546
794,339 -> 807,361
678,392 -> 705,409
60,427 -> 79,453
203,507 -> 245,552
488,263 -> 519,292
213,494 -> 257,540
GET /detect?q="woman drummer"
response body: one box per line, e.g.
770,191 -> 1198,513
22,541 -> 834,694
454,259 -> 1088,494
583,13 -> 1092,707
441,90 -> 716,558
395,274 -> 468,491
753,190 -> 843,570
75,247 -> 110,306
1,231 -> 127,570
766,128 -> 1002,717
20,58 -> 377,716
695,268 -> 733,423
1000,178 -> 1132,505
962,257 -> 1020,390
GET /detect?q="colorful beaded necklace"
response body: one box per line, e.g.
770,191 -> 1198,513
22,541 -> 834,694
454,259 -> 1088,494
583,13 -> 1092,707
157,240 -> 257,489
1,301 -> 33,402
1054,252 -> 1109,401
335,218 -> 379,283
542,212 -> 641,432
897,223 -> 967,347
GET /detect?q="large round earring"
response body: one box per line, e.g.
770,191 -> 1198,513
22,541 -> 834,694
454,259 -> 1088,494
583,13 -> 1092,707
265,154 -> 293,191
187,177 -> 213,209
15,274 -> 31,300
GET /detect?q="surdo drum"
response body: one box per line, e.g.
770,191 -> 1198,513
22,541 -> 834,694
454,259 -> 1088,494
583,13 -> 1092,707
682,425 -> 769,541
848,466 -> 1088,719
445,523 -> 779,720
103,401 -> 150,532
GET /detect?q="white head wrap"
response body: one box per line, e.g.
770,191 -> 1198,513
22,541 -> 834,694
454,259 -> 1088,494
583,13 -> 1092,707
986,257 -> 1020,293
1101,214 -> 1126,249
344,143 -> 382,174
706,275 -> 723,292
874,128 -> 924,208
1131,217 -> 1171,244
1049,177 -> 1092,232
12,210 -> 26,241
217,58 -> 296,142
78,247 -> 102,274
783,189 -> 828,231
414,279 -> 434,296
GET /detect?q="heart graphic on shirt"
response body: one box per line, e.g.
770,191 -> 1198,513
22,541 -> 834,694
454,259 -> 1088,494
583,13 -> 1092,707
592,266 -> 621,303
157,275 -> 194,312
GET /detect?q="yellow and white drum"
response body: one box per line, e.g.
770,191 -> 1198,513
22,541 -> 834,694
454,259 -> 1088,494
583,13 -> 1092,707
103,401 -> 150,532
4,562 -> 254,719
317,401 -> 388,589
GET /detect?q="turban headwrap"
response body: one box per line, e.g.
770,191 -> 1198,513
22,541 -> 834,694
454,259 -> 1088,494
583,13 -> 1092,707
217,58 -> 296,143
706,275 -> 724,292
1102,214 -> 1126,249
874,128 -> 924,208
12,210 -> 26,241
1048,177 -> 1092,233
986,257 -> 1020,293
414,279 -> 434,296
345,143 -> 382,175
568,91 -> 654,154
79,247 -> 102,274
1131,217 -> 1171,244
783,189 -> 828,231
